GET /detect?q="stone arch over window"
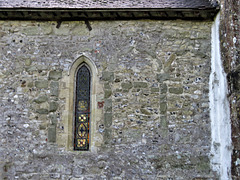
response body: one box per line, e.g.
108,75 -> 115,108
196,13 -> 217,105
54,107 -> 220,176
60,55 -> 103,152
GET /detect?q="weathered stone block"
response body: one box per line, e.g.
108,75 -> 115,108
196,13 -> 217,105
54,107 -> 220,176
169,87 -> 183,94
49,102 -> 58,112
50,81 -> 59,96
104,113 -> 112,128
104,99 -> 112,112
35,80 -> 48,89
160,83 -> 167,94
48,70 -> 62,81
160,102 -> 167,114
134,82 -> 148,88
157,73 -> 170,83
48,125 -> 56,142
27,81 -> 34,88
102,71 -> 114,82
160,95 -> 166,101
25,59 -> 32,66
49,114 -> 57,125
23,26 -> 39,35
104,83 -> 111,90
196,156 -> 210,173
121,82 -> 133,90
151,87 -> 159,93
36,108 -> 49,114
160,116 -> 168,128
26,66 -> 37,72
39,122 -> 47,130
104,90 -> 112,99
164,54 -> 176,71
33,95 -> 48,104
103,128 -> 112,144
140,108 -> 151,115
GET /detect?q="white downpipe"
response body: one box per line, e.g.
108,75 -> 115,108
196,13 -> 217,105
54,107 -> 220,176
210,13 -> 232,180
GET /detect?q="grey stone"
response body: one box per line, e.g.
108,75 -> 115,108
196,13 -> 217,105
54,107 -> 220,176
160,83 -> 167,94
27,81 -> 34,88
169,87 -> 183,94
151,87 -> 159,93
104,113 -> 112,128
48,70 -> 62,80
26,66 -> 37,72
104,99 -> 112,112
48,125 -> 56,142
49,102 -> 58,112
36,108 -> 49,114
140,108 -> 151,115
35,80 -> 48,89
164,54 -> 176,71
103,129 -> 112,144
160,102 -> 167,114
104,90 -> 112,99
157,73 -> 170,83
102,71 -> 114,82
25,59 -> 32,66
121,82 -> 133,90
160,95 -> 166,100
49,114 -> 57,125
0,19 -> 215,179
50,81 -> 59,96
39,122 -> 47,130
104,83 -> 111,90
33,95 -> 48,104
196,156 -> 210,173
160,116 -> 168,128
133,82 -> 148,88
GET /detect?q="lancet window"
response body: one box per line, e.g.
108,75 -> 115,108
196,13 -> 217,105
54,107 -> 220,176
74,64 -> 91,150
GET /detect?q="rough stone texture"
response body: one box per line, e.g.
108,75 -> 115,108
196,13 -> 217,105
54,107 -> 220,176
218,0 -> 240,179
0,20 -> 213,179
0,0 -> 216,9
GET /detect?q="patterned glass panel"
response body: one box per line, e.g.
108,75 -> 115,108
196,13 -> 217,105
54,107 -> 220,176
74,65 -> 90,150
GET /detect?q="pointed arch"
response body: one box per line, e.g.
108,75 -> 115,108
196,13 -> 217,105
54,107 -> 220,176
74,64 -> 91,150
65,55 -> 100,152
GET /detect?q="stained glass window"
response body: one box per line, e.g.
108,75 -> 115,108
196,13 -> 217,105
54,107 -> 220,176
74,64 -> 90,151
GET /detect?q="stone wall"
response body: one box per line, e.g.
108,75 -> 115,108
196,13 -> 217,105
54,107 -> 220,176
218,0 -> 240,179
0,20 -> 214,179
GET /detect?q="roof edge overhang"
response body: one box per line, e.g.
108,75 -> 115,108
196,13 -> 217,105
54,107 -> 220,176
0,7 -> 219,21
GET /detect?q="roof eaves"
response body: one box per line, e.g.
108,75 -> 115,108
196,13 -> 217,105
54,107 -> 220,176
0,6 -> 219,21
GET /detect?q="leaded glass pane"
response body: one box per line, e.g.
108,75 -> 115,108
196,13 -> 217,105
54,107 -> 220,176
74,65 -> 90,150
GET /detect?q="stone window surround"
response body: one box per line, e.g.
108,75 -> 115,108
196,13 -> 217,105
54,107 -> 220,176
59,55 -> 103,153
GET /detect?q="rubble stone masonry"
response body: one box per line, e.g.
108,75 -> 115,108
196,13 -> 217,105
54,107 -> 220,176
0,20 -> 214,179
